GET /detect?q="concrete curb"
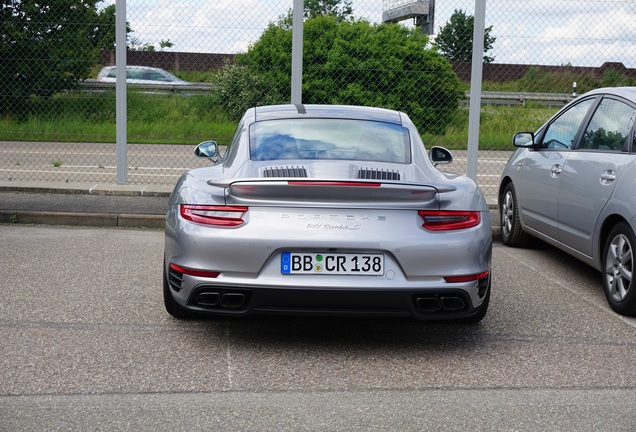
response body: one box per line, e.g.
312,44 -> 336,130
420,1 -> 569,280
0,181 -> 501,236
118,213 -> 165,228
1,208 -> 501,237
0,181 -> 173,197
0,210 -> 164,228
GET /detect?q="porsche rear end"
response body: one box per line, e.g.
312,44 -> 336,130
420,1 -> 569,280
164,178 -> 492,320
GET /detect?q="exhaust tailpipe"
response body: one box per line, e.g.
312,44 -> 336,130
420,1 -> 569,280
196,292 -> 221,306
416,297 -> 442,313
220,293 -> 247,309
441,296 -> 465,312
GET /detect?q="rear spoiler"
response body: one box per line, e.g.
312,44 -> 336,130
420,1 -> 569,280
208,179 -> 456,208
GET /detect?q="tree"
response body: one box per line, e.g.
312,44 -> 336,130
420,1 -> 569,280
218,16 -> 463,134
128,36 -> 155,51
127,36 -> 174,52
0,0 -> 117,115
278,0 -> 353,29
215,62 -> 279,120
433,9 -> 496,63
159,39 -> 174,51
91,4 -> 131,51
92,4 -> 133,51
303,0 -> 352,20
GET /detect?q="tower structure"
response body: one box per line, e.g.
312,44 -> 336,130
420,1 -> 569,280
382,0 -> 435,35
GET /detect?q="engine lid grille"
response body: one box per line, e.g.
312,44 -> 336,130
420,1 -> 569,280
357,168 -> 401,180
262,166 -> 308,178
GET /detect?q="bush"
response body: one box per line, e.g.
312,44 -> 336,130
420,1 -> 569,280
215,63 -> 280,120
217,16 -> 463,134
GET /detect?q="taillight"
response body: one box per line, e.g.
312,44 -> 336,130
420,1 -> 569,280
418,210 -> 480,231
180,205 -> 247,227
288,181 -> 381,187
444,271 -> 489,283
170,263 -> 220,278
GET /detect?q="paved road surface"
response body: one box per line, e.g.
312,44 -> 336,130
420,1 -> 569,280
0,141 -> 510,201
1,225 -> 636,430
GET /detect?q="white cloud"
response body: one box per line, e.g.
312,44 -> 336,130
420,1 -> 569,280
101,0 -> 636,66
488,1 -> 636,65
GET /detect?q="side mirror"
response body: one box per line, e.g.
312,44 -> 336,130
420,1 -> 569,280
194,141 -> 220,162
429,146 -> 453,166
513,132 -> 535,148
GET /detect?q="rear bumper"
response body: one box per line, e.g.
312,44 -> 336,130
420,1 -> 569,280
167,269 -> 490,320
164,205 -> 492,320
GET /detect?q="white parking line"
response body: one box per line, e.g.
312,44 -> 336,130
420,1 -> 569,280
498,247 -> 636,329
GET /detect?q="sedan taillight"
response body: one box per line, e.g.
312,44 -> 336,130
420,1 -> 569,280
418,210 -> 480,231
180,205 -> 248,227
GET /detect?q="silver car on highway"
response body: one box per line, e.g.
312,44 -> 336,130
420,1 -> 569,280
164,104 -> 492,322
499,87 -> 636,316
97,65 -> 189,85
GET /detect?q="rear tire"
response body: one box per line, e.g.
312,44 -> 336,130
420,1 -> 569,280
163,264 -> 194,319
462,277 -> 491,324
500,182 -> 529,247
602,223 -> 636,316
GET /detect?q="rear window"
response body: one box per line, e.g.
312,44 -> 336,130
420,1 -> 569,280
249,118 -> 410,163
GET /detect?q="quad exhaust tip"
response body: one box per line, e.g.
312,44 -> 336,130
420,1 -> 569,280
441,296 -> 465,312
196,292 -> 221,306
416,297 -> 442,313
195,291 -> 247,310
416,296 -> 466,313
220,293 -> 247,309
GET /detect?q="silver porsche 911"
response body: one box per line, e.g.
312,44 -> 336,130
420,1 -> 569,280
164,104 -> 492,322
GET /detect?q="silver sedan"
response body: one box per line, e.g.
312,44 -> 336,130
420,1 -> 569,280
164,104 -> 492,322
499,87 -> 636,316
96,65 -> 189,85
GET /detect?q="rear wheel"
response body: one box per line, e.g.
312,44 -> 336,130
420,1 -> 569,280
163,264 -> 194,319
500,182 -> 529,247
602,223 -> 636,316
462,277 -> 491,324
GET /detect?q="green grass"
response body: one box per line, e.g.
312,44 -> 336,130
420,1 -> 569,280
0,91 -> 237,145
422,103 -> 558,149
5,65 -> 632,149
0,86 -> 561,149
0,116 -> 237,145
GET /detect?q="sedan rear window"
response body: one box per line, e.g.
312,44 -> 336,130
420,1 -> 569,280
580,98 -> 636,152
249,119 -> 411,163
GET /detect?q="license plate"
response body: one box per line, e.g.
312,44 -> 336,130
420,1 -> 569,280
281,252 -> 384,275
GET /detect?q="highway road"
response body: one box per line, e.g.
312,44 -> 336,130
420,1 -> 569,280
1,225 -> 636,430
0,141 -> 511,201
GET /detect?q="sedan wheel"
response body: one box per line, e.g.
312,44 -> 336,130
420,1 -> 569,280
603,223 -> 636,316
500,182 -> 528,247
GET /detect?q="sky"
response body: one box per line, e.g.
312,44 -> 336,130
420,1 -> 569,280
102,0 -> 636,67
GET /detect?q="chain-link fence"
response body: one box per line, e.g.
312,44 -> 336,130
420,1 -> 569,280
2,0 -> 636,200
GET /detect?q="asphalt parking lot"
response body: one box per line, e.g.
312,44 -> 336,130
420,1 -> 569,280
2,224 -> 636,430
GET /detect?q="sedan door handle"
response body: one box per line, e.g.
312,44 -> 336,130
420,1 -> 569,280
600,170 -> 616,185
550,164 -> 562,178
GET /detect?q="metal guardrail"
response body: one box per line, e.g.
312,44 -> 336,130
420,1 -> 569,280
79,79 -> 215,94
463,91 -> 575,106
77,82 -> 574,106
